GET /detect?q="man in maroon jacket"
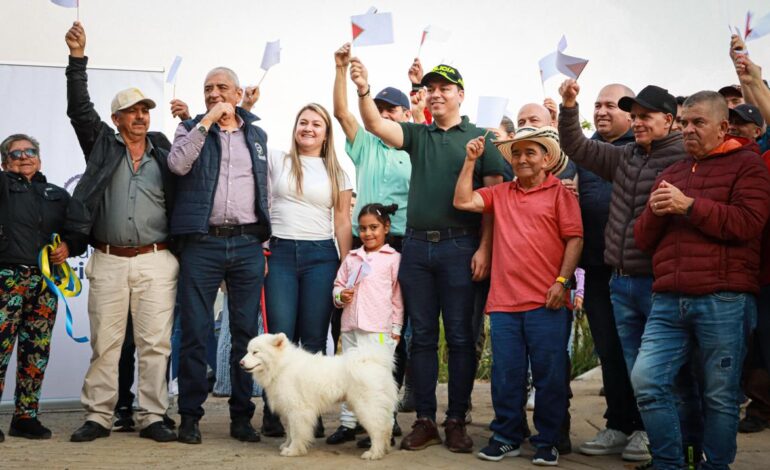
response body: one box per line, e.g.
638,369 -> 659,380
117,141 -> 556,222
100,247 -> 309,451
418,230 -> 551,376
632,90 -> 770,470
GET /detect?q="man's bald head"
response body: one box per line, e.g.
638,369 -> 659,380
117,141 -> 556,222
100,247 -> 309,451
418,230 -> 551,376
594,84 -> 634,142
517,103 -> 552,129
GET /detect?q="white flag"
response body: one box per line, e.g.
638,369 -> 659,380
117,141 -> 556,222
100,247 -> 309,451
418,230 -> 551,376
538,35 -> 568,83
166,56 -> 182,84
351,12 -> 394,47
51,0 -> 78,7
421,25 -> 451,46
476,96 -> 509,129
260,40 -> 281,71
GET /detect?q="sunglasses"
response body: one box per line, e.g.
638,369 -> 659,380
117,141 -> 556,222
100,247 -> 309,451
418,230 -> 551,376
7,148 -> 39,160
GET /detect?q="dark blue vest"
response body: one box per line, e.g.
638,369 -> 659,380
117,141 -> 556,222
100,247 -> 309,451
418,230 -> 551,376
170,107 -> 271,240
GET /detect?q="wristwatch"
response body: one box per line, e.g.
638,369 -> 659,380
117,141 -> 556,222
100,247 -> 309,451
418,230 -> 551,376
197,124 -> 208,136
556,276 -> 574,289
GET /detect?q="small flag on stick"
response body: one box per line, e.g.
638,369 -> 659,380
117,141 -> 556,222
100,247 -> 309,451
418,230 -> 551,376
475,96 -> 509,130
417,25 -> 451,57
746,10 -> 770,41
351,11 -> 394,47
258,40 -> 281,86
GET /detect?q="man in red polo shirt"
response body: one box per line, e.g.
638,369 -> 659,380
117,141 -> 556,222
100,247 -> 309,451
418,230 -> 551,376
453,126 -> 583,466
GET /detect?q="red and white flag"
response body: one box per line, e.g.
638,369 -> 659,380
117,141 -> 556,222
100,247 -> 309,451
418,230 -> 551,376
351,11 -> 394,47
420,25 -> 451,46
746,10 -> 770,41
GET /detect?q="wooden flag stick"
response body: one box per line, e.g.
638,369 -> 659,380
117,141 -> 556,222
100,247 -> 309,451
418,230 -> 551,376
257,69 -> 269,87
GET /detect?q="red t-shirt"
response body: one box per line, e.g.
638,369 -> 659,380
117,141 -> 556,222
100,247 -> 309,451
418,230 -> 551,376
477,173 -> 583,313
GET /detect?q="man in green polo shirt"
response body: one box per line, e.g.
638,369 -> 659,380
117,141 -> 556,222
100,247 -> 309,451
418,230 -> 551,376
349,57 -> 505,454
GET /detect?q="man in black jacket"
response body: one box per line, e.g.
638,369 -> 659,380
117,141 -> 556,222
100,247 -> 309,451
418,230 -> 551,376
63,21 -> 178,444
0,134 -> 77,442
574,84 -> 649,461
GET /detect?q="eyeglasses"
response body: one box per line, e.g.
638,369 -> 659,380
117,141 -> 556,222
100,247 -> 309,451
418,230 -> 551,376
7,148 -> 39,160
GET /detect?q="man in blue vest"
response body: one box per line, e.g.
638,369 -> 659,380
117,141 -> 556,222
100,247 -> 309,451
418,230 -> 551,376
168,67 -> 271,445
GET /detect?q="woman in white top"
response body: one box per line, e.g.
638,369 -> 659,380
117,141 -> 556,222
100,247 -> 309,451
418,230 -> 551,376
261,103 -> 352,436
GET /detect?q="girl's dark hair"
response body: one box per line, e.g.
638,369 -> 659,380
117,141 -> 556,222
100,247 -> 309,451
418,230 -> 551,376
358,203 -> 398,225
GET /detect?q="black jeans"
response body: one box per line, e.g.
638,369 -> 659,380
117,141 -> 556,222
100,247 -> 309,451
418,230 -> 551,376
583,265 -> 643,434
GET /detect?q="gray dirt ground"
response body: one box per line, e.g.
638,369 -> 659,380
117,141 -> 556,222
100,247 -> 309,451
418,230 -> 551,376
1,369 -> 767,469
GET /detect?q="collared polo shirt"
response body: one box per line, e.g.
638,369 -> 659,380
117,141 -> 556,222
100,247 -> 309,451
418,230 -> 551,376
92,136 -> 168,246
346,128 -> 411,236
477,173 -> 583,313
399,116 -> 505,231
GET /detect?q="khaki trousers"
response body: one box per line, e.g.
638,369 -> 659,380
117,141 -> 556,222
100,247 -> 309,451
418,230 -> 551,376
81,249 -> 178,429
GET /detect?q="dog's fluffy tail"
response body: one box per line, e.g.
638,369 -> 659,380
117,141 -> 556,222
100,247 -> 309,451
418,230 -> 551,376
345,343 -> 398,405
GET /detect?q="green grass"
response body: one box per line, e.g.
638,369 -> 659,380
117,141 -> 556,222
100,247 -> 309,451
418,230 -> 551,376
436,311 -> 598,383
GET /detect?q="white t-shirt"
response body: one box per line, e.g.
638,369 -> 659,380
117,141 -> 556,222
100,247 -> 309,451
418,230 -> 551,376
268,149 -> 352,240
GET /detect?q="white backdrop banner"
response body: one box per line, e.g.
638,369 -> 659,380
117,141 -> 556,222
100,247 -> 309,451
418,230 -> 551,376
0,62 -> 164,405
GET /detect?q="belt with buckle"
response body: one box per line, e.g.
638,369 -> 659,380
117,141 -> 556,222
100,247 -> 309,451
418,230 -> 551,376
208,223 -> 263,237
93,241 -> 168,258
406,227 -> 476,243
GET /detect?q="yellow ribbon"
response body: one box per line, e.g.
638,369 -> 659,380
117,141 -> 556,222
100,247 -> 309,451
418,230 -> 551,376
39,233 -> 87,342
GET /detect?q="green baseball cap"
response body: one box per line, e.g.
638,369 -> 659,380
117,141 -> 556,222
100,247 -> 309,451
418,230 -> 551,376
421,64 -> 464,89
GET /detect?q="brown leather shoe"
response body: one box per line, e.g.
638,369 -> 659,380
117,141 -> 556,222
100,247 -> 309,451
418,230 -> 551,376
444,417 -> 473,453
400,418 -> 442,450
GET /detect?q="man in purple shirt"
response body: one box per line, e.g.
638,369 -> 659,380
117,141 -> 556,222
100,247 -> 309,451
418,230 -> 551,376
168,67 -> 271,445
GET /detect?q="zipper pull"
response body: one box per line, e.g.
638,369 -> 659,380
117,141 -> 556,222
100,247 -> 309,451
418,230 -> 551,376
691,162 -> 698,173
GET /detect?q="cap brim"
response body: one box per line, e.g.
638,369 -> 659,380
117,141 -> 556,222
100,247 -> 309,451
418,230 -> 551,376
494,136 -> 561,169
618,96 -> 671,115
420,72 -> 462,89
117,98 -> 157,112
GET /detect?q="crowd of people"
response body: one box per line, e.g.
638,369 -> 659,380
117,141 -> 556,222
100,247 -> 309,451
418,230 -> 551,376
1,20 -> 769,469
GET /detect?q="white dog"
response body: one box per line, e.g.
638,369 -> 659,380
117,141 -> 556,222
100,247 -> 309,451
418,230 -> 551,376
240,333 -> 398,460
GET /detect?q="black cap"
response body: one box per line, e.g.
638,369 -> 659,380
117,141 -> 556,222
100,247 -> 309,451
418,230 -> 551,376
374,87 -> 410,109
421,64 -> 464,89
619,85 -> 677,117
730,103 -> 764,127
718,84 -> 742,98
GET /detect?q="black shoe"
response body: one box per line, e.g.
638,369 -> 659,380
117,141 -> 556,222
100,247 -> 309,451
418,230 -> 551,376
162,413 -> 176,430
71,421 -> 111,442
0,428 -> 4,442
326,425 -> 357,445
353,423 -> 366,434
113,407 -> 135,432
139,421 -> 177,442
314,417 -> 325,438
177,416 -> 201,444
356,435 -> 396,448
9,417 -> 52,440
261,410 -> 285,437
230,420 -> 260,442
739,415 -> 769,433
393,419 -> 402,437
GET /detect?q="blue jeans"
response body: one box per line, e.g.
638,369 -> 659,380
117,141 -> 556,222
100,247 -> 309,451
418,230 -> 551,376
489,308 -> 570,447
398,234 -> 479,422
631,292 -> 756,470
264,238 -> 338,354
609,273 -> 654,373
177,234 -> 264,420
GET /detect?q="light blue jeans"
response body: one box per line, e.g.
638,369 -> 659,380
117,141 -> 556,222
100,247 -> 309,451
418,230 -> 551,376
631,291 -> 756,470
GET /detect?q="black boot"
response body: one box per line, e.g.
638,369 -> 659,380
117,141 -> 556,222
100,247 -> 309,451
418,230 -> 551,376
177,416 -> 201,444
261,403 -> 285,437
398,367 -> 416,413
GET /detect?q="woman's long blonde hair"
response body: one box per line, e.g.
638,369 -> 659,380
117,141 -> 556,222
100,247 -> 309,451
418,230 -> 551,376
287,103 -> 345,209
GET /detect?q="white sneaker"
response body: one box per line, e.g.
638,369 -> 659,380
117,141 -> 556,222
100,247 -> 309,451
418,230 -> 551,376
526,388 -> 535,411
579,428 -> 628,455
622,430 -> 651,462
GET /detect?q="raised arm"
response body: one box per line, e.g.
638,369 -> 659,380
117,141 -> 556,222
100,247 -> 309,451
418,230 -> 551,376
349,57 -> 404,148
453,137 -> 487,213
734,54 -> 770,128
558,79 -> 627,181
332,43 -> 360,142
64,22 -> 108,160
